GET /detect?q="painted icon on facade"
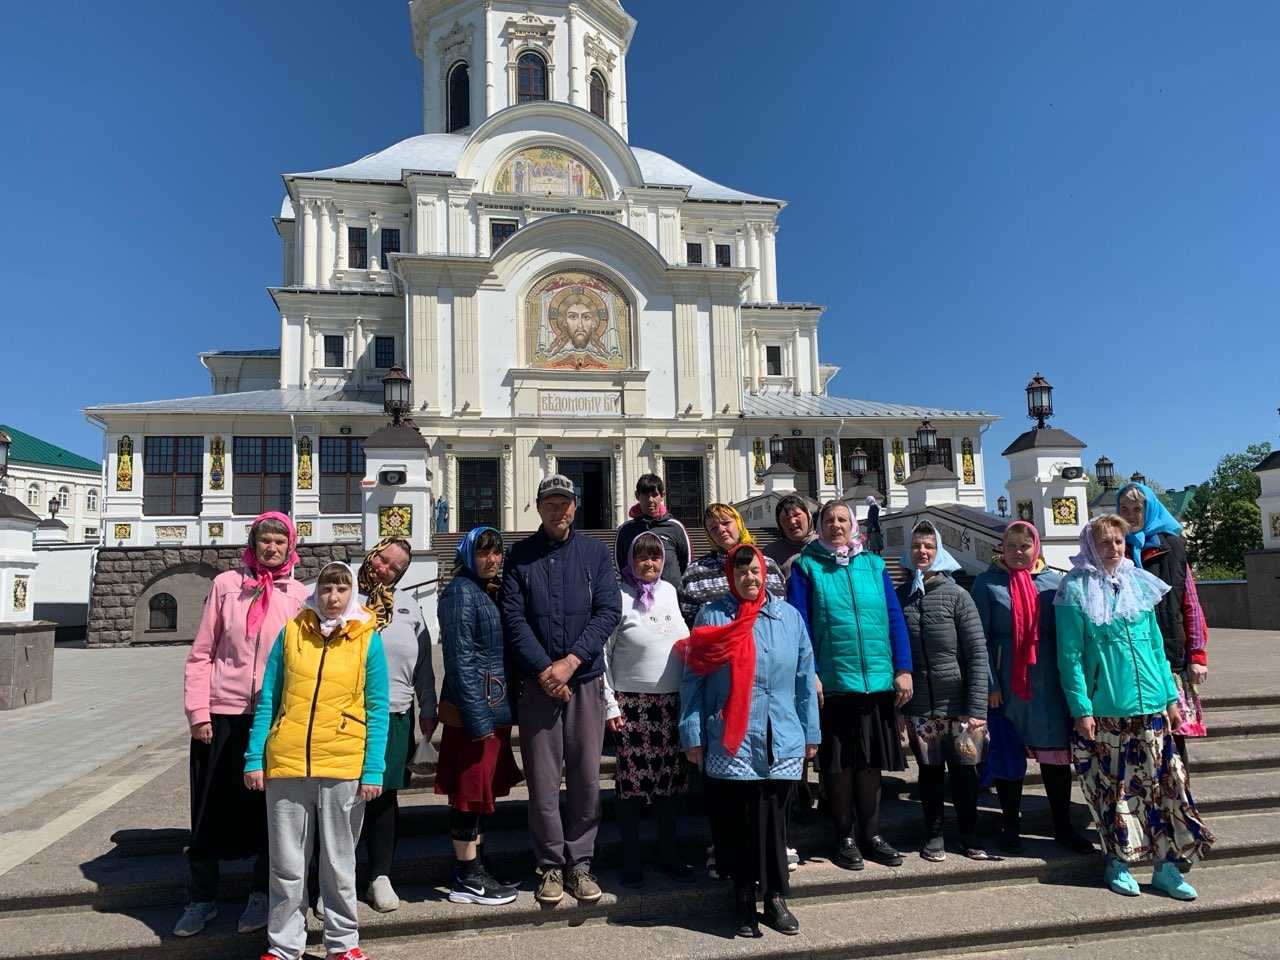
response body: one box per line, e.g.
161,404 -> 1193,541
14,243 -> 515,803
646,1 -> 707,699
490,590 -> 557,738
526,271 -> 630,370
495,147 -> 605,199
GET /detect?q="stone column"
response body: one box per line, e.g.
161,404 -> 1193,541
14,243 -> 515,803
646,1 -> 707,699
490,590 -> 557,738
674,296 -> 701,416
448,194 -> 471,255
704,442 -> 718,506
809,328 -> 821,395
483,3 -> 496,116
414,196 -> 438,254
617,42 -> 629,138
567,3 -> 582,107
316,200 -> 331,289
301,200 -> 317,288
749,328 -> 760,394
735,231 -> 746,274
369,213 -> 381,272
452,288 -> 481,414
411,289 -> 440,413
613,443 -> 625,526
445,446 -> 458,534
763,223 -> 778,302
792,327 -> 803,396
710,300 -> 742,416
746,224 -> 762,301
502,443 -> 515,531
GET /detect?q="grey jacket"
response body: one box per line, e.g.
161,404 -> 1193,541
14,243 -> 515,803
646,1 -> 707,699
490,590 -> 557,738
896,574 -> 988,719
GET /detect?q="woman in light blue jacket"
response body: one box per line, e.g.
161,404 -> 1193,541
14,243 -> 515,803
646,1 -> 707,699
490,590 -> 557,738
679,545 -> 819,939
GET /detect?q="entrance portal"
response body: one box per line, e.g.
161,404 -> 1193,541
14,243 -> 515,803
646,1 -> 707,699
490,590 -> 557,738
557,458 -> 613,529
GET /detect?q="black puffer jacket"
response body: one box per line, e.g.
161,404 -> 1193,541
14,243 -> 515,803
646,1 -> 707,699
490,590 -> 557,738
896,573 -> 989,719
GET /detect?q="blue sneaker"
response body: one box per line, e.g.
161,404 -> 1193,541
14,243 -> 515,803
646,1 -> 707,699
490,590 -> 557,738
1104,858 -> 1140,896
1152,861 -> 1197,900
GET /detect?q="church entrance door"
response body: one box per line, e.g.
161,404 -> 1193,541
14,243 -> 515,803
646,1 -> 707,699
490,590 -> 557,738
664,458 -> 705,526
558,458 -> 613,529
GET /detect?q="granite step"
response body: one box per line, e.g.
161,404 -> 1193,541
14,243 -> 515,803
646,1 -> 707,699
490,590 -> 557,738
1,812 -> 1276,960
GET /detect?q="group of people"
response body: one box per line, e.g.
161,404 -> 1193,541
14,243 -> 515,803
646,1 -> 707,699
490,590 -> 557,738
176,475 -> 1216,958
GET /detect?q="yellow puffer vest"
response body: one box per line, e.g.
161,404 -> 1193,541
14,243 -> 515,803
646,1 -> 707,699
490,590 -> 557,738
265,609 -> 376,780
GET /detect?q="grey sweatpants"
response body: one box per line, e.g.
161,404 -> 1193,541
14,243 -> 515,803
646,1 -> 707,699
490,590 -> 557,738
519,675 -> 606,871
265,778 -> 364,960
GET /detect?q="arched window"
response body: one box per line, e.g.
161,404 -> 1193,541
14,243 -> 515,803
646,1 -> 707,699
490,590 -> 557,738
26,484 -> 40,507
87,488 -> 99,512
517,51 -> 547,103
589,70 -> 607,120
58,486 -> 70,510
447,61 -> 470,132
149,593 -> 178,631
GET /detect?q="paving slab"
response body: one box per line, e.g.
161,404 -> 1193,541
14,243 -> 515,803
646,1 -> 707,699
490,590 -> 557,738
935,916 -> 1280,959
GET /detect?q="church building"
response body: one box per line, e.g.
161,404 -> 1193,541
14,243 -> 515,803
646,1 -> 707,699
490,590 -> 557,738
86,0 -> 996,561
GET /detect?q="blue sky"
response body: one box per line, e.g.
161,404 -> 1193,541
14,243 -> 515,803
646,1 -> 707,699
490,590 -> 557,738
1,1 -> 1275,493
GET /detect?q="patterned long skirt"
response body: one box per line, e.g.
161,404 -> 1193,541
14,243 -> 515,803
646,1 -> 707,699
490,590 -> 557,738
1173,673 -> 1207,738
1072,714 -> 1214,865
614,691 -> 688,803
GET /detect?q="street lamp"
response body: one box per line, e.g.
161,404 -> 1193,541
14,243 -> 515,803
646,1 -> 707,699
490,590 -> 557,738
1026,373 -> 1054,429
381,366 -> 412,426
915,420 -> 938,466
768,434 -> 784,465
849,445 -> 869,485
48,496 -> 60,519
1095,456 -> 1116,490
1129,471 -> 1146,486
997,495 -> 1008,518
0,429 -> 9,494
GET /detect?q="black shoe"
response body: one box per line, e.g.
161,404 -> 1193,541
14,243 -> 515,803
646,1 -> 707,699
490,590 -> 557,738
831,836 -> 864,871
657,858 -> 695,881
920,835 -> 946,862
763,893 -> 799,935
1055,829 -> 1096,854
999,827 -> 1023,855
865,835 -> 903,867
734,888 -> 761,938
448,870 -> 519,905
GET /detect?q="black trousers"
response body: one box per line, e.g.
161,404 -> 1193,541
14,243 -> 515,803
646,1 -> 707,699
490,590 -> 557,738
711,779 -> 793,897
917,762 -> 979,841
361,789 -> 400,880
187,714 -> 268,901
825,767 -> 883,843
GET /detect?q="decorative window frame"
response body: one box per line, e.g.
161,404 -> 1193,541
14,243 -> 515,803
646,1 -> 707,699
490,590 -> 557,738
588,68 -> 610,121
444,58 -> 472,133
26,483 -> 41,507
504,13 -> 556,105
86,488 -> 99,512
309,319 -> 355,374
436,19 -> 475,128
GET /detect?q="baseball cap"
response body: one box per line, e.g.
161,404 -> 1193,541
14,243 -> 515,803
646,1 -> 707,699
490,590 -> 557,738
537,473 -> 576,503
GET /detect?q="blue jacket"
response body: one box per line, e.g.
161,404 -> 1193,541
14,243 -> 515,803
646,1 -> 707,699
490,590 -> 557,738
970,566 -> 1071,750
501,527 -> 622,685
679,595 -> 821,781
439,570 -> 512,738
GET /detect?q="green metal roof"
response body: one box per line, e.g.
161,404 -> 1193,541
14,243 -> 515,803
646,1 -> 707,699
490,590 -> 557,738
1163,485 -> 1199,520
0,424 -> 100,473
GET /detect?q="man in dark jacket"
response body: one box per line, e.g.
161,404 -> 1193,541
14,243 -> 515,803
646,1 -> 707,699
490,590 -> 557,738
613,473 -> 692,591
502,474 -> 621,906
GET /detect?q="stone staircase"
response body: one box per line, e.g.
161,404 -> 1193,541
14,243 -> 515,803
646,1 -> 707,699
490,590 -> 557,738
2,686 -> 1279,959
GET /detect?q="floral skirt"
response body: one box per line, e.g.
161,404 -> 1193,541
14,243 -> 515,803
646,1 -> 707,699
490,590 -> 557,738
905,715 -> 988,767
1072,714 -> 1214,865
614,691 -> 688,803
1173,673 -> 1207,738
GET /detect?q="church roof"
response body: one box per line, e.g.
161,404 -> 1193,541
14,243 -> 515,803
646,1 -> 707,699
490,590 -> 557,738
740,393 -> 994,421
85,389 -> 383,416
0,423 -> 100,473
279,133 -> 776,210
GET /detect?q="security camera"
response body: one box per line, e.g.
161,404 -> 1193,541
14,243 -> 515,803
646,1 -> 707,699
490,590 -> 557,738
1061,466 -> 1084,481
379,469 -> 408,486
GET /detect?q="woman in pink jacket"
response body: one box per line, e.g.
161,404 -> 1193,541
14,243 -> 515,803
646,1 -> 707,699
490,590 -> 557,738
175,512 -> 309,939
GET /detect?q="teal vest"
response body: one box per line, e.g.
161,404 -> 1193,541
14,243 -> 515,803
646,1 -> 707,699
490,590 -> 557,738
794,545 -> 893,694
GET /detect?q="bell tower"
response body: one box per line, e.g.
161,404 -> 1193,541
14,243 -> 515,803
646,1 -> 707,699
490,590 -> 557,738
409,0 -> 637,139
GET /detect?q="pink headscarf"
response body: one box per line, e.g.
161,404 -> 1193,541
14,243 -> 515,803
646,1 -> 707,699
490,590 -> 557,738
1000,520 -> 1042,701
242,511 -> 300,642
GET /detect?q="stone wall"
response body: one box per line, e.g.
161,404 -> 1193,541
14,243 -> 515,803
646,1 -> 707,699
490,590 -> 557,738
1196,581 -> 1251,630
1245,549 -> 1280,631
0,621 -> 55,709
87,544 -> 364,647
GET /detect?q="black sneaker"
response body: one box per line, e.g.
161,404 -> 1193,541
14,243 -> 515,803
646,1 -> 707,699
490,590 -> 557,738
831,836 -> 864,871
865,835 -> 903,867
449,870 -> 519,905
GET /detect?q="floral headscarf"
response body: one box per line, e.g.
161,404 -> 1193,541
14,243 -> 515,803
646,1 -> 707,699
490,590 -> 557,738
357,537 -> 411,630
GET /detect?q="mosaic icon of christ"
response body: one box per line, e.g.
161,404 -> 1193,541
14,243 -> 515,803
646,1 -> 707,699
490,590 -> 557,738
544,288 -> 619,368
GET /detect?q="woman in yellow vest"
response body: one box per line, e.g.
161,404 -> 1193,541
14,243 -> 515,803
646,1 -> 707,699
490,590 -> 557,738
244,561 -> 389,960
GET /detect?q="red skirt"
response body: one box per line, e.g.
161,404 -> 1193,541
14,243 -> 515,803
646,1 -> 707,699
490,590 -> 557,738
433,724 -> 523,814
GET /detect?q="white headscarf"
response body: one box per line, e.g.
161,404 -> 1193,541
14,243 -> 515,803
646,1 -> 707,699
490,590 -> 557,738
1053,523 -> 1170,627
306,562 -> 371,637
903,520 -> 963,597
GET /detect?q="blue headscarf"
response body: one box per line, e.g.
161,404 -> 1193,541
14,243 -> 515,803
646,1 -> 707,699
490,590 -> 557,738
1117,482 -> 1182,562
455,526 -> 501,578
902,520 -> 963,596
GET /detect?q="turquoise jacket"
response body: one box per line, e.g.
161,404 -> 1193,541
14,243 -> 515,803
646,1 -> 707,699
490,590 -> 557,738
788,543 -> 910,695
1055,604 -> 1179,720
679,596 -> 820,780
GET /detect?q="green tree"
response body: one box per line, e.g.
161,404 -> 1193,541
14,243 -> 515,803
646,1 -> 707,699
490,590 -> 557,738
1183,442 -> 1272,578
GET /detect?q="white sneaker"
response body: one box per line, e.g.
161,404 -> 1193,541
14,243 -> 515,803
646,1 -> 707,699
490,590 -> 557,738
173,901 -> 217,937
238,891 -> 269,933
787,847 -> 800,873
367,875 -> 400,912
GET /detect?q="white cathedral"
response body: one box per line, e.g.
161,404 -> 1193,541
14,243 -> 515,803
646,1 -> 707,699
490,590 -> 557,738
87,0 -> 997,551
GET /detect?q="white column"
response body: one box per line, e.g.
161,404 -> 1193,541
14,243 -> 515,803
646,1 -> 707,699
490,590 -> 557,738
301,200 -> 317,288
735,231 -> 746,273
747,224 -> 763,301
763,224 -> 778,302
613,443 -> 625,526
706,227 -> 716,267
333,206 -> 346,270
502,444 -> 515,531
809,329 -> 821,395
750,328 -> 761,395
445,447 -> 458,533
705,442 -> 718,505
484,5 -> 495,117
316,201 -> 332,288
369,214 -> 381,271
792,327 -> 803,396
567,4 -> 582,107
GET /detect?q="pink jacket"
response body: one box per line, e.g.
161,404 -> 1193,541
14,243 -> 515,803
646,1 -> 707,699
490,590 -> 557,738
184,568 -> 309,725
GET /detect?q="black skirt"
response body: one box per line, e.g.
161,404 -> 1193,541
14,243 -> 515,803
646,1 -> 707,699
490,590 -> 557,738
817,692 -> 906,775
188,713 -> 267,863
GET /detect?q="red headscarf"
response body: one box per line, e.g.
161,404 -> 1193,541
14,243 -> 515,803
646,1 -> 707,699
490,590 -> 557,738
675,543 -> 767,756
1001,520 -> 1042,701
242,511 -> 300,642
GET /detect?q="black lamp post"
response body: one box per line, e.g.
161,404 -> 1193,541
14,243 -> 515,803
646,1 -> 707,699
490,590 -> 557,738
850,445 -> 869,485
0,429 -> 9,494
1095,456 -> 1116,490
1130,471 -> 1146,486
768,434 -> 785,465
381,366 -> 412,426
997,495 -> 1008,518
916,420 -> 938,466
1026,373 -> 1054,429
48,495 -> 60,519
